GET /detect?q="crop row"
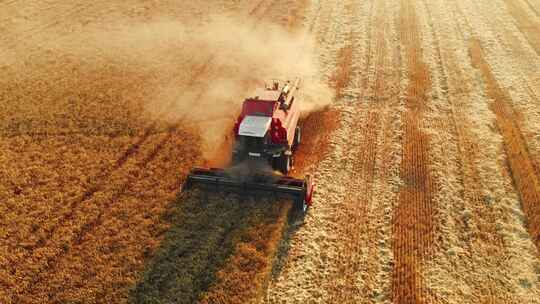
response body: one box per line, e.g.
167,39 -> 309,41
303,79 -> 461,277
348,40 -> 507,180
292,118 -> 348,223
469,39 -> 540,252
392,1 -> 437,303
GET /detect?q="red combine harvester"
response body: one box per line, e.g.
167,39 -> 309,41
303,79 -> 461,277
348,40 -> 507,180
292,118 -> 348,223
184,78 -> 314,212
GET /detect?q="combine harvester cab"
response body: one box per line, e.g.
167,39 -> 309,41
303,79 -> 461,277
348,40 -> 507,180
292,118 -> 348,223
184,78 -> 314,213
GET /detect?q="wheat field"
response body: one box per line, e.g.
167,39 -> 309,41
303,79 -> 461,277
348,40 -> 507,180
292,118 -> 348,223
1,0 -> 539,303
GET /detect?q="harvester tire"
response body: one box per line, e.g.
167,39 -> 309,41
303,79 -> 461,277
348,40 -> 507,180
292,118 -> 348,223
293,126 -> 301,150
232,155 -> 240,165
278,154 -> 291,174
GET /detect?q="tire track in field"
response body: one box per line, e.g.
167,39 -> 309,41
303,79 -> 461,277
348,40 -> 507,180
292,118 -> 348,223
248,0 -> 274,16
12,123 -> 198,302
423,0 -> 507,255
325,0 -> 381,301
328,110 -> 379,302
311,0 -> 372,300
324,4 -> 376,293
7,57 -> 210,255
453,0 -> 540,252
0,48 -> 199,281
423,1 -> 540,301
420,0 -> 516,301
448,0 -> 535,251
458,0 -> 540,105
523,0 -> 540,17
358,0 -> 401,299
392,0 -> 437,303
0,1 -> 107,55
469,38 -> 540,253
502,0 -> 540,55
467,0 -> 540,179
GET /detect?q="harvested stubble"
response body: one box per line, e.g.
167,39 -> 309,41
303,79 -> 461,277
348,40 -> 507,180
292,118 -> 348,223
469,38 -> 540,251
293,108 -> 340,175
330,44 -> 354,99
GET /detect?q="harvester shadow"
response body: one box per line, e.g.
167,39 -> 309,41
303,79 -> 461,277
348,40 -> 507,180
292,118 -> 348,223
270,207 -> 306,280
129,189 -> 255,304
129,188 -> 295,304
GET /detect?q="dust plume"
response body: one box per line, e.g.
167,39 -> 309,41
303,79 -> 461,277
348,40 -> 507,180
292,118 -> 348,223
138,15 -> 334,159
80,14 -> 333,157
5,13 -> 333,160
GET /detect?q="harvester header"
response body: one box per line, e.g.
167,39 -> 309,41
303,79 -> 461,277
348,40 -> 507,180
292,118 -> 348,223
184,167 -> 313,211
184,78 -> 314,212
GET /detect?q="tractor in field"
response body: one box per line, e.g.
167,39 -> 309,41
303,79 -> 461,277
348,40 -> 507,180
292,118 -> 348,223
185,78 -> 314,212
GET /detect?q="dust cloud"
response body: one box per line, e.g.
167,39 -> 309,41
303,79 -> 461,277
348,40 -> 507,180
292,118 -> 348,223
9,13 -> 333,159
131,15 -> 334,158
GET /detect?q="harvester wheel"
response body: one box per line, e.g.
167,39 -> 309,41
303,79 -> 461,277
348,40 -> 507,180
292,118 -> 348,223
293,126 -> 301,150
278,154 -> 291,174
232,153 -> 242,165
303,174 -> 314,213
